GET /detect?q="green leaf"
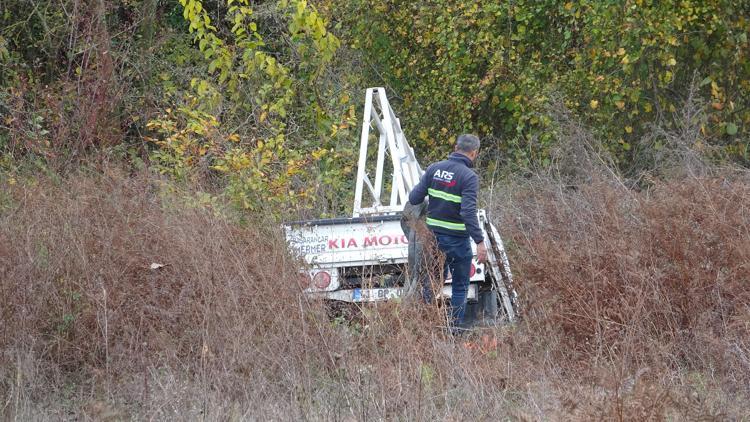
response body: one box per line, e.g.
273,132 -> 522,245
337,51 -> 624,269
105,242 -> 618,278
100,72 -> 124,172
726,123 -> 738,136
208,58 -> 219,73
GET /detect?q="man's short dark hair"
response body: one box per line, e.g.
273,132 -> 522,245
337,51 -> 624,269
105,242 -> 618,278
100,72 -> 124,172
456,134 -> 480,153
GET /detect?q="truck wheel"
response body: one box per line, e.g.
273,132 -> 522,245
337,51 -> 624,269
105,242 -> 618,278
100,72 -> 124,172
462,300 -> 479,327
479,289 -> 499,323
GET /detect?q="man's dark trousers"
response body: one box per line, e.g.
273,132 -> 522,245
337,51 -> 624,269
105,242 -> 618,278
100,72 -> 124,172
422,232 -> 473,327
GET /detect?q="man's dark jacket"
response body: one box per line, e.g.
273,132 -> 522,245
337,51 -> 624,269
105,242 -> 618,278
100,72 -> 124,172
408,152 -> 484,244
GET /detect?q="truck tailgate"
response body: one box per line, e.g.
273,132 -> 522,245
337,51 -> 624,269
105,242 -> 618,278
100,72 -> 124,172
285,215 -> 408,266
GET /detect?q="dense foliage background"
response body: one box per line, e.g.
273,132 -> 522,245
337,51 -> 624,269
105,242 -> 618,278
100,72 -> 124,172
2,0 -> 749,215
2,2 -> 750,419
333,0 -> 750,168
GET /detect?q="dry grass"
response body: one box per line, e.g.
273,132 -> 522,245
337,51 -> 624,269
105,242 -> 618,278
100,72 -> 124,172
1,165 -> 749,420
0,167 -> 333,419
490,171 -> 750,420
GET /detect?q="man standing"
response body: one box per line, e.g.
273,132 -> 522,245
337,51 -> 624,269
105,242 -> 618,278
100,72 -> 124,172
408,134 -> 487,329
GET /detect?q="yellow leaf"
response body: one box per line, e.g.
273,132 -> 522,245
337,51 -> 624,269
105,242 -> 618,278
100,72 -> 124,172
625,126 -> 633,133
615,101 -> 625,110
590,100 -> 599,109
617,47 -> 626,56
312,149 -> 326,160
667,58 -> 677,66
564,2 -> 573,10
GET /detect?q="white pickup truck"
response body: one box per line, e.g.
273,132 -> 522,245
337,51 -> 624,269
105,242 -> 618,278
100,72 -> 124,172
285,88 -> 519,324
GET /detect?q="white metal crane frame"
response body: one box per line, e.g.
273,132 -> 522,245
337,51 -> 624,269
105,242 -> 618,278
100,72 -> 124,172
352,88 -> 423,217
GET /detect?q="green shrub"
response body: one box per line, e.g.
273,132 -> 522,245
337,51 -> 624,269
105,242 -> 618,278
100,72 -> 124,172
328,0 -> 750,169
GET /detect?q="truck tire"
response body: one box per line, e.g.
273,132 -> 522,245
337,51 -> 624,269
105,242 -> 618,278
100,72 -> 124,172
463,300 -> 479,327
479,289 -> 499,322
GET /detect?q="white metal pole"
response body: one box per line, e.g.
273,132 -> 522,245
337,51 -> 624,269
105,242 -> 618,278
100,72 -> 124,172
377,89 -> 407,207
353,88 -> 375,217
373,97 -> 387,202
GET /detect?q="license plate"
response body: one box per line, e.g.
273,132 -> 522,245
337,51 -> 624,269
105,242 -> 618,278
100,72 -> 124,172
342,284 -> 476,303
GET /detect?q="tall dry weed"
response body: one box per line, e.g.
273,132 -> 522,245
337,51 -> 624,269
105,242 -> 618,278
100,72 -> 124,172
491,171 -> 750,419
1,165 -> 749,420
0,168 -> 338,418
